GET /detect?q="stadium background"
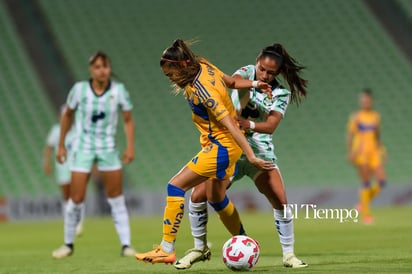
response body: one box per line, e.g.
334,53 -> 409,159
0,0 -> 411,220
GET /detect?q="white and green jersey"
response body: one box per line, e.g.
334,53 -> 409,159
231,65 -> 290,161
67,80 -> 133,152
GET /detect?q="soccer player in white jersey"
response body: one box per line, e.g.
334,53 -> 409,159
44,105 -> 84,236
174,43 -> 309,269
52,51 -> 136,258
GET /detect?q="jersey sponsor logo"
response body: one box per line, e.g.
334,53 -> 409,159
206,65 -> 215,77
241,103 -> 259,119
171,203 -> 185,234
91,111 -> 106,122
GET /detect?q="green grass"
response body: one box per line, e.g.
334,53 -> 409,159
1,207 -> 411,273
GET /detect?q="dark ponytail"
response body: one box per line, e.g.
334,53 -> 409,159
258,44 -> 308,104
160,39 -> 201,90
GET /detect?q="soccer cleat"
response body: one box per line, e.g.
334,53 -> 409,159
121,245 -> 136,257
362,215 -> 374,225
52,244 -> 73,259
174,247 -> 211,270
135,245 -> 176,265
283,253 -> 308,268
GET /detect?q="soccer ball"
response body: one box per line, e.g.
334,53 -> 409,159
222,235 -> 260,271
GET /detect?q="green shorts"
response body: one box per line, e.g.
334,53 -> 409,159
232,155 -> 278,183
70,150 -> 121,173
54,161 -> 71,185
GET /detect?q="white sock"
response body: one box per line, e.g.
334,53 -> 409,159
64,199 -> 83,244
62,200 -> 67,217
107,195 -> 131,246
274,207 -> 294,255
78,203 -> 85,227
161,240 -> 174,253
189,200 -> 208,250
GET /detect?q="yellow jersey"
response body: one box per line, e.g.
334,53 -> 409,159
185,61 -> 238,147
347,110 -> 380,152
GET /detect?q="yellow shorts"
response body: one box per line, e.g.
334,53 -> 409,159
186,138 -> 242,180
354,148 -> 382,169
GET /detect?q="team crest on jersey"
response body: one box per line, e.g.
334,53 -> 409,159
263,95 -> 274,107
205,98 -> 216,109
202,144 -> 213,153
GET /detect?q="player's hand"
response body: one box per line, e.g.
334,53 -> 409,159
122,148 -> 134,164
257,81 -> 272,96
347,152 -> 356,164
237,118 -> 252,130
248,156 -> 275,171
56,147 -> 67,164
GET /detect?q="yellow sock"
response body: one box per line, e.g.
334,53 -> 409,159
211,197 -> 245,236
370,184 -> 381,200
162,196 -> 185,243
360,188 -> 371,217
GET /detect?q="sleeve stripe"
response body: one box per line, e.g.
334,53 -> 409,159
194,80 -> 211,101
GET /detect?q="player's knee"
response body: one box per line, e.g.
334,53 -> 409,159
70,195 -> 85,204
191,189 -> 207,203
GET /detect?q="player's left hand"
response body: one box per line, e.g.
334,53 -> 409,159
257,81 -> 272,96
122,148 -> 134,164
248,156 -> 275,171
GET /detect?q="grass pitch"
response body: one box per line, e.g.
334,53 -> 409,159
1,207 -> 411,273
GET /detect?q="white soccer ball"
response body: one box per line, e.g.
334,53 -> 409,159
222,235 -> 260,271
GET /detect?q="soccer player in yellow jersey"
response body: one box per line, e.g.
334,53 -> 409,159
135,39 -> 275,265
347,89 -> 387,224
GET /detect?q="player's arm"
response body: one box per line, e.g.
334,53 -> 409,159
219,114 -> 274,171
346,114 -> 356,163
238,110 -> 282,134
122,111 -> 135,164
57,108 -> 74,164
43,145 -> 53,175
222,74 -> 271,94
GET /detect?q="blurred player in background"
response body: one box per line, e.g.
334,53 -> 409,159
174,43 -> 308,270
135,39 -> 274,265
43,104 -> 84,236
347,89 -> 387,224
52,51 -> 136,258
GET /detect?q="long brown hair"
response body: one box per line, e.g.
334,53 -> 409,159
257,44 -> 308,104
160,39 -> 202,90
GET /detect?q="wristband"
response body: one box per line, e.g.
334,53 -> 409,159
252,80 -> 259,88
249,121 -> 255,130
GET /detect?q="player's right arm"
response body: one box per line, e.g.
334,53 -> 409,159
57,84 -> 79,164
222,74 -> 272,94
57,107 -> 74,164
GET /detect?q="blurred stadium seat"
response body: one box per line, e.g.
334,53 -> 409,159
1,0 -> 411,198
0,1 -> 56,197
